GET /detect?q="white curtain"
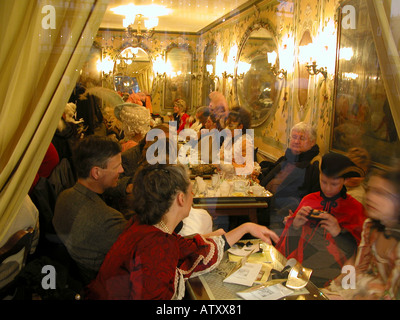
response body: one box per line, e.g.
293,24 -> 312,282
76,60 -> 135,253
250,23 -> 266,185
0,0 -> 109,242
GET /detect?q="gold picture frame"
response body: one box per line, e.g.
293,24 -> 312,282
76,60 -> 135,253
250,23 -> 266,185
331,0 -> 400,168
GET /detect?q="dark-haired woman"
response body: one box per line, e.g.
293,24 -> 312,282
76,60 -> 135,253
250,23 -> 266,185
85,164 -> 278,300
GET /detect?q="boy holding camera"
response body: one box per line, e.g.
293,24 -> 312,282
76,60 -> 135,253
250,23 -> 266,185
275,152 -> 366,287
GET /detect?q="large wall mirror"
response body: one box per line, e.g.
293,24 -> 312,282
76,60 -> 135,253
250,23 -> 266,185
113,46 -> 153,95
331,0 -> 400,167
235,22 -> 283,127
163,45 -> 193,112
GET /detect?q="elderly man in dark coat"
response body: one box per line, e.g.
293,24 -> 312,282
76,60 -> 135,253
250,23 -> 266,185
259,122 -> 321,234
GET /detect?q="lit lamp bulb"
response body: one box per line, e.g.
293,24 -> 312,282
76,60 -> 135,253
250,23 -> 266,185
237,61 -> 250,78
153,56 -> 166,76
145,17 -> 159,29
267,51 -> 277,66
268,50 -> 286,79
298,43 -> 314,65
97,56 -> 114,74
215,51 -> 224,78
96,58 -> 102,73
123,15 -> 135,28
340,47 -> 353,61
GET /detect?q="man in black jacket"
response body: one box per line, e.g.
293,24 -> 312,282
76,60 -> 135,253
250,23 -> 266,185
259,122 -> 321,234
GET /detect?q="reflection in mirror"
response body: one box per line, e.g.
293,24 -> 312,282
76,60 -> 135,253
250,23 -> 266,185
202,43 -> 217,105
164,46 -> 193,112
82,43 -> 102,87
113,47 -> 152,95
332,0 -> 400,167
236,25 -> 282,127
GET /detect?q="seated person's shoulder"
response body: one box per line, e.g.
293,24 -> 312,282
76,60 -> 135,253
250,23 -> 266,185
345,193 -> 364,208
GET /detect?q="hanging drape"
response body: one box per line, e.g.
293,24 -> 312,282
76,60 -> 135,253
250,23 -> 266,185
116,61 -> 153,94
0,0 -> 109,242
132,64 -> 154,94
366,0 -> 400,138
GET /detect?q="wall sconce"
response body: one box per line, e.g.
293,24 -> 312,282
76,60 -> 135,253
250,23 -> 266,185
224,44 -> 237,78
305,61 -> 327,79
97,55 -> 114,78
153,55 -> 168,78
221,61 -> 235,79
214,45 -> 238,80
205,64 -> 219,81
222,71 -> 234,79
190,72 -> 202,80
302,20 -> 336,80
267,51 -> 287,79
299,43 -> 328,79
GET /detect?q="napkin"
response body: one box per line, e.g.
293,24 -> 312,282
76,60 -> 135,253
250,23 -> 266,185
195,176 -> 207,195
219,180 -> 231,196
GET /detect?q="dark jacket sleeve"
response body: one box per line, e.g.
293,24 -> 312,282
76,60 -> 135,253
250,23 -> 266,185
299,159 -> 320,198
259,156 -> 285,187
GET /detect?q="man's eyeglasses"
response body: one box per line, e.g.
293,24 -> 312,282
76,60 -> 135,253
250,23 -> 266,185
290,134 -> 308,142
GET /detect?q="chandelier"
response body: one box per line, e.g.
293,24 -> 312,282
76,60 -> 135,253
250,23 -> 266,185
124,14 -> 158,40
111,4 -> 171,41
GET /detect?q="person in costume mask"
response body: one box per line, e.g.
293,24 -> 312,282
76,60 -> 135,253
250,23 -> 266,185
275,152 -> 367,288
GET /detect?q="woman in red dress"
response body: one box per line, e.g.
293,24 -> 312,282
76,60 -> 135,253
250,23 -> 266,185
173,99 -> 190,133
85,164 -> 278,300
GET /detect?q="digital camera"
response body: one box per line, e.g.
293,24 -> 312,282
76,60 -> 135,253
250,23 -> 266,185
308,209 -> 327,221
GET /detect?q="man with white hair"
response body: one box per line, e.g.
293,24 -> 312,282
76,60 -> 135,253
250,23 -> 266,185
259,122 -> 321,234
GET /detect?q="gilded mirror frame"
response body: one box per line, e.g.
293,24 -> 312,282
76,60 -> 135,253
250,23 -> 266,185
234,20 -> 283,128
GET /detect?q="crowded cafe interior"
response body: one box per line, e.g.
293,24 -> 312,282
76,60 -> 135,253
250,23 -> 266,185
1,0 -> 400,302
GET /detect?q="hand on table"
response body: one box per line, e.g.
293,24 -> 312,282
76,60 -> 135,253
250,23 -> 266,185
225,223 -> 279,247
246,223 -> 280,245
